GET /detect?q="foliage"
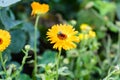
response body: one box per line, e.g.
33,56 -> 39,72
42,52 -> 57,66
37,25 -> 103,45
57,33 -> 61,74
0,0 -> 120,80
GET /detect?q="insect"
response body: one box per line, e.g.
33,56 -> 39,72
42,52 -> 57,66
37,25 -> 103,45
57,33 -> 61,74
0,0 -> 20,7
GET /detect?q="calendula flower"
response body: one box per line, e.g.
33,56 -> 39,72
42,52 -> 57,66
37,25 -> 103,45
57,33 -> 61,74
80,24 -> 92,31
79,33 -> 89,40
0,29 -> 11,52
79,33 -> 84,40
31,1 -> 49,15
47,24 -> 79,51
89,30 -> 96,38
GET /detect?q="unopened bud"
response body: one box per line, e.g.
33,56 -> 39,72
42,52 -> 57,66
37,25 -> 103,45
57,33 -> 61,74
63,58 -> 69,64
25,45 -> 31,50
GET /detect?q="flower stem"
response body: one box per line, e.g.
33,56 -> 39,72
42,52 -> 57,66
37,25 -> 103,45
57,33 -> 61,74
75,54 -> 81,79
103,70 -> 116,80
56,50 -> 61,80
11,49 -> 29,79
0,52 -> 8,78
32,15 -> 40,80
19,50 -> 28,72
113,26 -> 120,64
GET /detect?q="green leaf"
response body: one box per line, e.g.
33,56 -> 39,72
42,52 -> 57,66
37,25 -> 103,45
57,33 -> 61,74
116,3 -> 120,20
18,73 -> 31,80
94,1 -> 116,16
96,30 -> 106,39
106,21 -> 118,32
77,9 -> 105,29
77,9 -> 106,39
0,71 -> 5,75
8,29 -> 26,53
38,50 -> 56,64
0,20 -> 5,29
3,49 -> 12,61
0,0 -> 20,7
0,8 -> 22,30
21,22 -> 40,49
58,67 -> 72,76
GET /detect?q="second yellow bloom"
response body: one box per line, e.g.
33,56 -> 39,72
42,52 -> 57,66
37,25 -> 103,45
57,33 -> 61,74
31,1 -> 49,15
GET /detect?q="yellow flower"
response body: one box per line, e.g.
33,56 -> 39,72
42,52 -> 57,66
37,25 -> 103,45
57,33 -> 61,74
84,34 -> 89,39
89,30 -> 96,38
31,1 -> 49,15
79,33 -> 89,40
79,33 -> 84,40
80,24 -> 92,31
0,29 -> 11,52
46,24 -> 79,51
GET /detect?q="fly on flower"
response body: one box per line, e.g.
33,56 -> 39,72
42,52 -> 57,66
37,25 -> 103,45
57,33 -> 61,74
46,24 -> 79,51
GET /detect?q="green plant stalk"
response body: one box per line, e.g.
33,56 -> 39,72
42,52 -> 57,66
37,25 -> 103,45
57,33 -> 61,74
45,69 -> 48,80
11,49 -> 29,79
74,40 -> 87,79
0,52 -> 9,78
56,50 -> 61,80
75,54 -> 81,79
19,50 -> 28,72
103,70 -> 116,80
106,36 -> 111,63
113,28 -> 120,64
70,58 -> 74,71
32,15 -> 40,80
117,29 -> 120,61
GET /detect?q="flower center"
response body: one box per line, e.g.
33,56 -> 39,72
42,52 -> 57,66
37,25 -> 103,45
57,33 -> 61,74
57,32 -> 67,40
0,38 -> 3,45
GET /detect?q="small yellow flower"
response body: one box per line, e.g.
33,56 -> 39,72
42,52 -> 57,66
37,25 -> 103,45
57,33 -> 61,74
0,29 -> 11,52
84,34 -> 89,39
80,24 -> 92,31
89,30 -> 96,38
31,1 -> 49,15
79,33 -> 89,40
46,24 -> 79,51
79,33 -> 84,40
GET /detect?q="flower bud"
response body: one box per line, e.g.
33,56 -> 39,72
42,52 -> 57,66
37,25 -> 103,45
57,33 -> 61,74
25,45 -> 31,50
